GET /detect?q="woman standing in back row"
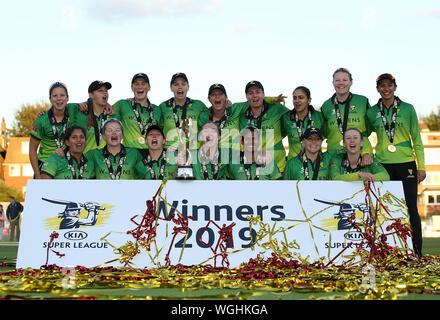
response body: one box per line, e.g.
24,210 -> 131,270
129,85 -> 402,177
366,73 -> 425,258
29,82 -> 80,178
281,86 -> 324,161
113,73 -> 162,149
321,68 -> 373,164
159,73 -> 208,153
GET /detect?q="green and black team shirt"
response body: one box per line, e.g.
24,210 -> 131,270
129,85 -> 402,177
281,106 -> 325,160
198,97 -> 280,164
30,104 -> 80,162
225,153 -> 281,180
40,151 -> 95,179
135,149 -> 177,180
321,93 -> 372,155
283,151 -> 331,180
85,145 -> 141,180
239,101 -> 289,172
159,98 -> 208,150
191,149 -> 228,180
113,99 -> 162,149
366,97 -> 425,170
329,152 -> 390,181
75,107 -> 114,153
198,102 -> 248,164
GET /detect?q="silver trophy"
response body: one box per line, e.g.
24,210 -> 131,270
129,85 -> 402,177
176,118 -> 195,179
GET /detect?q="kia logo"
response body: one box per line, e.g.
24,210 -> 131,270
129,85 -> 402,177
64,230 -> 88,241
344,231 -> 364,241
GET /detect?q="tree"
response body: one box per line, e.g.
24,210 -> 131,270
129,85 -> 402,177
421,107 -> 440,131
0,181 -> 24,202
7,101 -> 50,137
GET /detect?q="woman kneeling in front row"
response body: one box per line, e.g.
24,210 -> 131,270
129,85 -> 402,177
329,128 -> 390,182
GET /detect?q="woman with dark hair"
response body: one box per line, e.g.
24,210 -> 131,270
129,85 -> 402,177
329,128 -> 389,182
282,86 -> 324,161
76,80 -> 114,153
135,125 -> 176,180
86,118 -> 141,180
192,122 -> 227,180
30,82 -> 80,179
40,126 -> 95,179
283,127 -> 331,180
321,68 -> 373,164
159,73 -> 208,153
366,73 -> 425,257
226,126 -> 281,180
239,80 -> 289,173
198,83 -> 286,165
113,73 -> 162,149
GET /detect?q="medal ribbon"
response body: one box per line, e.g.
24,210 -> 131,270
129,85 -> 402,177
141,149 -> 167,180
331,93 -> 352,135
65,149 -> 87,179
167,97 -> 193,129
199,149 -> 219,180
300,151 -> 322,180
241,151 -> 262,180
48,107 -> 69,149
245,101 -> 269,129
102,146 -> 127,180
92,110 -> 108,146
290,106 -> 314,139
341,153 -> 363,174
209,107 -> 231,131
378,96 -> 400,144
131,99 -> 154,136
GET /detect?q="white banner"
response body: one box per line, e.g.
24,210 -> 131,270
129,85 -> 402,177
16,180 -> 412,269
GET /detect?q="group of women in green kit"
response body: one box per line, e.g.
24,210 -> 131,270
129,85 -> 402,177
29,67 -> 426,256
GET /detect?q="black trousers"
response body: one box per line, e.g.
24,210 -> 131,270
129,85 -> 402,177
382,162 -> 422,256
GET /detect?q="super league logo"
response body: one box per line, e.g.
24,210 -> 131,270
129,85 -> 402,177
42,198 -> 108,230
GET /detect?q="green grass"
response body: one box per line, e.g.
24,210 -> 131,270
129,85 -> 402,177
0,241 -> 18,270
422,238 -> 440,255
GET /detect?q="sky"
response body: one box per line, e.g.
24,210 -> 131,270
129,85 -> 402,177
1,0 -> 440,129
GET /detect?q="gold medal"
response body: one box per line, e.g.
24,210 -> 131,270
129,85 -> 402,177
388,145 -> 396,153
138,137 -> 146,144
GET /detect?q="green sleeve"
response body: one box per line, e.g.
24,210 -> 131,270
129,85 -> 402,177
369,158 -> 390,181
112,100 -> 123,120
365,108 -> 374,141
225,164 -> 235,180
263,96 -> 278,105
271,162 -> 282,180
328,154 -> 359,181
30,115 -> 44,140
230,101 -> 250,116
283,158 -> 298,180
217,164 -> 227,180
198,109 -> 210,131
134,159 -> 148,180
84,158 -> 95,179
84,149 -> 96,166
360,138 -> 373,156
360,99 -> 373,156
40,154 -> 60,178
260,161 -> 282,180
314,111 -> 326,138
320,114 -> 329,141
409,106 -> 425,171
331,170 -> 360,181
